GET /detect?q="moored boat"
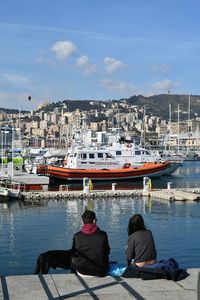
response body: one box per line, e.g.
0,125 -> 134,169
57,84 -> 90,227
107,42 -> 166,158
37,147 -> 176,181
183,152 -> 200,161
0,179 -> 22,199
41,161 -> 173,181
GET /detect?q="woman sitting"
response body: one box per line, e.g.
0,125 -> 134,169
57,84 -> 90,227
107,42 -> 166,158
126,214 -> 157,267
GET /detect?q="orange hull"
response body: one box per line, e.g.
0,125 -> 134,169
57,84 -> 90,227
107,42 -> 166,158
37,162 -> 171,181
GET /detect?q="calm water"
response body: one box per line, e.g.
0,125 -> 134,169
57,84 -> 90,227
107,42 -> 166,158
0,161 -> 200,276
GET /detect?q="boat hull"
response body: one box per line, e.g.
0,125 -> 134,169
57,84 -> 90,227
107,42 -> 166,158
0,187 -> 21,199
38,162 -> 173,181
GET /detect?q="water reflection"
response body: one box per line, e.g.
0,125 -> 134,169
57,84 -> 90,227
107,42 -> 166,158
0,161 -> 200,275
0,197 -> 200,275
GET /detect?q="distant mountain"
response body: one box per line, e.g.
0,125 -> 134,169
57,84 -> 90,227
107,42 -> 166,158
3,94 -> 200,122
126,94 -> 200,121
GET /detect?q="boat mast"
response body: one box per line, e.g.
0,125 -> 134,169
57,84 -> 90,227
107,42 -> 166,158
177,104 -> 180,155
187,94 -> 191,154
168,103 -> 171,153
1,128 -> 3,176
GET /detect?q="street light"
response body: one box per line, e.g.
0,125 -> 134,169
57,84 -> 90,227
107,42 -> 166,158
0,129 -> 9,176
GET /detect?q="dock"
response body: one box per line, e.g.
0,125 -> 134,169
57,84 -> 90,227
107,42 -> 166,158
20,187 -> 200,203
0,268 -> 199,299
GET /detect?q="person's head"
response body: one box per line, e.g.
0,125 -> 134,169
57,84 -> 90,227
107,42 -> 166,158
128,214 -> 146,236
82,210 -> 96,224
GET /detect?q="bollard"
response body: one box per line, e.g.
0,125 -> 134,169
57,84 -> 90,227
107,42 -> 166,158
167,182 -> 172,190
143,177 -> 150,192
83,177 -> 90,193
89,180 -> 93,191
112,183 -> 117,191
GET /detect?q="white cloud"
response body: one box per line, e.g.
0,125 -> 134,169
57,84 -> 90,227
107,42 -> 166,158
36,56 -> 55,65
0,73 -> 31,87
104,57 -> 127,74
0,92 -> 33,109
100,79 -> 137,93
76,55 -> 98,74
152,79 -> 174,92
151,63 -> 172,73
51,40 -> 77,60
76,55 -> 89,67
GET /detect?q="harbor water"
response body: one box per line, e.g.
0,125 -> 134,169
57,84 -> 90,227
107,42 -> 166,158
0,161 -> 200,276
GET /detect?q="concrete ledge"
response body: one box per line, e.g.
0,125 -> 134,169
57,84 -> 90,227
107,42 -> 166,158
0,268 -> 199,299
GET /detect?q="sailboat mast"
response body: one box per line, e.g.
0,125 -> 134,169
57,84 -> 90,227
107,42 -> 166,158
177,104 -> 180,155
169,104 -> 171,152
187,94 -> 191,153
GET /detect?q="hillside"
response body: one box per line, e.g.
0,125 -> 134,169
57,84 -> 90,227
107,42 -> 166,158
2,94 -> 200,122
126,94 -> 200,121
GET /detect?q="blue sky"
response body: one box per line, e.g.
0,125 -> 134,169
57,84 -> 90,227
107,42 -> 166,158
1,0 -> 200,110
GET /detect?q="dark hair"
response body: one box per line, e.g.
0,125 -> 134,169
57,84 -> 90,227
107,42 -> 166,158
82,210 -> 96,224
128,214 -> 146,236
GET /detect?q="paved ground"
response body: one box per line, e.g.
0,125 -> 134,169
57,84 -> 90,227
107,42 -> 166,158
0,268 -> 199,299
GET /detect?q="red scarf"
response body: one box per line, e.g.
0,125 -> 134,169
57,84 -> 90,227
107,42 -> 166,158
81,223 -> 99,235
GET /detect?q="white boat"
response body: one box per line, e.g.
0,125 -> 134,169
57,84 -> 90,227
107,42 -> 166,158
183,153 -> 200,161
0,179 -> 22,199
105,142 -> 161,165
38,147 -> 174,181
103,141 -> 181,175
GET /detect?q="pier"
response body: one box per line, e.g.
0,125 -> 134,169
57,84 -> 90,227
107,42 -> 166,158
0,268 -> 199,299
20,187 -> 200,203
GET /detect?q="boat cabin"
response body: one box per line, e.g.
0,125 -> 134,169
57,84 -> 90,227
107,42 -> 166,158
66,148 -> 120,169
105,142 -> 161,165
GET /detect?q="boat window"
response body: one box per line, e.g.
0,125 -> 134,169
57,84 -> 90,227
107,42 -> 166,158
98,153 -> 103,158
81,153 -> 87,159
74,153 -> 77,157
89,153 -> 95,159
135,150 -> 141,155
116,151 -> 122,155
106,153 -> 113,158
145,151 -> 151,155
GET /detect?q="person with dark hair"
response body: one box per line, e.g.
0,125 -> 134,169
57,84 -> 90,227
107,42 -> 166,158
34,210 -> 110,275
126,214 -> 157,267
71,210 -> 110,276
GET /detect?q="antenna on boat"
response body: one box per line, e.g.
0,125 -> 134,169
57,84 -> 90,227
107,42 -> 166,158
140,105 -> 146,148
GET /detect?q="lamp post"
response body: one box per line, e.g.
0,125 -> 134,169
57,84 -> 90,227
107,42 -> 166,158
4,129 -> 9,176
1,129 -> 9,176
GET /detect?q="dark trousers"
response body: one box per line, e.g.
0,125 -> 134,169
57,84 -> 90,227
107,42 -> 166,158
34,249 -> 74,274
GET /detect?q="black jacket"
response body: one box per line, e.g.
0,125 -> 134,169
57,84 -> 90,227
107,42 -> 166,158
72,229 -> 110,276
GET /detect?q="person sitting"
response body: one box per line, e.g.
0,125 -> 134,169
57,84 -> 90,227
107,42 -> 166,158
34,210 -> 110,276
71,210 -> 110,276
126,214 -> 157,267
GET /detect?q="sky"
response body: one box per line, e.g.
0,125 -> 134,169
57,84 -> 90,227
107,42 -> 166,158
1,0 -> 200,110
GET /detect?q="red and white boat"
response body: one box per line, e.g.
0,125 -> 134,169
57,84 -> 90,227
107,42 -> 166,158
37,148 -> 176,181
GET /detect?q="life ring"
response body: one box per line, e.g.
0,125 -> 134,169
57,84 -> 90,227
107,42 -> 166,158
125,144 -> 132,148
123,163 -> 131,169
